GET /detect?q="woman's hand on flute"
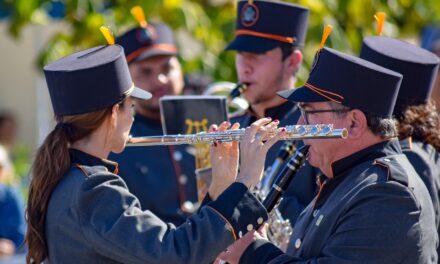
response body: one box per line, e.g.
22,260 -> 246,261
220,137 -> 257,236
236,118 -> 284,188
209,121 -> 240,199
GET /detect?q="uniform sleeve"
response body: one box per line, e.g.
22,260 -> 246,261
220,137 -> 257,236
240,182 -> 425,264
75,172 -> 267,264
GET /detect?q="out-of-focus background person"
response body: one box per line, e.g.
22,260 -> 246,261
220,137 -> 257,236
0,145 -> 25,258
0,112 -> 17,152
421,26 -> 440,112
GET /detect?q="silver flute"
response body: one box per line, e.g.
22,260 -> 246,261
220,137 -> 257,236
126,124 -> 348,147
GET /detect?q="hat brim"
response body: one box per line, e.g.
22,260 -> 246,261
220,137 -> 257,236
130,86 -> 152,100
277,86 -> 330,103
133,48 -> 177,63
225,35 -> 285,53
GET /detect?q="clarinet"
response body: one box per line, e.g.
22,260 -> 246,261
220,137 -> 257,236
228,83 -> 247,100
259,141 -> 298,199
262,145 -> 309,213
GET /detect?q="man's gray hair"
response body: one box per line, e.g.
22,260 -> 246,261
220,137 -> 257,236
327,102 -> 397,138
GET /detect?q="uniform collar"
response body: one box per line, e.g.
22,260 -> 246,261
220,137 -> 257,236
70,148 -> 119,174
399,137 -> 412,151
247,101 -> 297,120
331,138 -> 402,178
314,139 -> 402,209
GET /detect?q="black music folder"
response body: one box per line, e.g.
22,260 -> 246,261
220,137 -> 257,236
160,95 -> 229,200
160,95 -> 228,135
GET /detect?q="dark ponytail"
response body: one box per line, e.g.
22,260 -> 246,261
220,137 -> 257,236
26,106 -> 113,263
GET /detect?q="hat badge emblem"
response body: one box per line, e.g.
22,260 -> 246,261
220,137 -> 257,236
241,3 -> 259,27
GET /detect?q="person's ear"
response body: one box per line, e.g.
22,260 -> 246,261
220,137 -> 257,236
345,109 -> 367,139
110,104 -> 120,128
285,49 -> 303,74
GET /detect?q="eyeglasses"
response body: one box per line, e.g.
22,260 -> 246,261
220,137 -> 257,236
299,107 -> 350,125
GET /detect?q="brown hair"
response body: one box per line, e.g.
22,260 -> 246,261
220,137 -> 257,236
26,106 -> 113,263
397,99 -> 440,152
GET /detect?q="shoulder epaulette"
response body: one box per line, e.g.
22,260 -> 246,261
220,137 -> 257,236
373,155 -> 409,187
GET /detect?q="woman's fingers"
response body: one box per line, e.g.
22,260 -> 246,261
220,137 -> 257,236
231,122 -> 240,130
209,124 -> 218,133
263,127 -> 286,152
230,122 -> 240,148
218,121 -> 231,132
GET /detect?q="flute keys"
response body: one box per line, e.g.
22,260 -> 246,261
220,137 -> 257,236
309,125 -> 319,135
320,125 -> 331,135
296,125 -> 307,135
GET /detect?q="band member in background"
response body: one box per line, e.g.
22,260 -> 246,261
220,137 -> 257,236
226,0 -> 317,225
360,35 -> 440,259
219,47 -> 437,264
110,8 -> 198,225
25,40 -> 282,263
421,26 -> 440,111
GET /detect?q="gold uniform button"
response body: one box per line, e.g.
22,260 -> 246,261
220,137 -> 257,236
295,238 -> 302,249
257,217 -> 264,225
247,224 -> 253,231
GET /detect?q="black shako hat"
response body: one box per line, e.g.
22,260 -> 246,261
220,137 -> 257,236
44,44 -> 151,116
116,22 -> 177,64
278,47 -> 403,117
360,36 -> 440,115
225,0 -> 309,53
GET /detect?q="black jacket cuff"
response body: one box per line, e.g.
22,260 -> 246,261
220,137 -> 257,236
208,182 -> 268,240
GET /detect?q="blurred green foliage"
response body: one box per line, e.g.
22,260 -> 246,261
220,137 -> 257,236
2,0 -> 440,84
11,144 -> 31,199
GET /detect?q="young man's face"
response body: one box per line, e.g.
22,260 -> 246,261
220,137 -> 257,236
235,47 -> 293,105
129,55 -> 184,116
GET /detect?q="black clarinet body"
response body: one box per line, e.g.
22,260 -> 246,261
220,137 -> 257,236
262,145 -> 310,213
258,140 -> 298,198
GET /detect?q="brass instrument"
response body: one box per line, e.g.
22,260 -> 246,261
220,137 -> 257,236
252,141 -> 302,251
126,124 -> 348,147
203,82 -> 249,114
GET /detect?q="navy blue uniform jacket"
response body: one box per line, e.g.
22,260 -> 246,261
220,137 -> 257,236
45,149 -> 268,263
400,138 -> 440,260
240,140 -> 438,264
